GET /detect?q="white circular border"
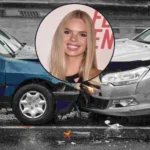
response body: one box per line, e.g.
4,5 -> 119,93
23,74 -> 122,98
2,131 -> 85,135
36,4 -> 114,73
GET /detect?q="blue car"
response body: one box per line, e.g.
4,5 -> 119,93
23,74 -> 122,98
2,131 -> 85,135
0,29 -> 79,125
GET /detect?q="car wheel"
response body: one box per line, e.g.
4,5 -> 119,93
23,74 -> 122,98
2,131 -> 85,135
12,83 -> 55,125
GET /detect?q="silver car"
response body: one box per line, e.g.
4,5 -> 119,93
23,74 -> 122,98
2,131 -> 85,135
80,28 -> 150,117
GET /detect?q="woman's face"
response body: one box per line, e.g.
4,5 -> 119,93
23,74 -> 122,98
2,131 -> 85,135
63,18 -> 87,58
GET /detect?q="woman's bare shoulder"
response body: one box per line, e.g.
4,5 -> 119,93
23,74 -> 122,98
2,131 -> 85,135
89,69 -> 102,79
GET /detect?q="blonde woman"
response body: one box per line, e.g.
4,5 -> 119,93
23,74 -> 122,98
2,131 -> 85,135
50,10 -> 101,82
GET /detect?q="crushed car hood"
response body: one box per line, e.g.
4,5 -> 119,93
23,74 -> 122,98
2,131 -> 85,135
112,38 -> 150,61
15,45 -> 38,60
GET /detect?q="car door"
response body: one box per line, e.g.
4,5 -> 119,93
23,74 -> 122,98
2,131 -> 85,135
0,41 -> 6,97
0,39 -> 14,97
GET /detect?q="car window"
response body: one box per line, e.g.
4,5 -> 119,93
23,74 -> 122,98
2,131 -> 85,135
134,29 -> 150,44
0,30 -> 23,53
138,30 -> 150,41
0,40 -> 13,57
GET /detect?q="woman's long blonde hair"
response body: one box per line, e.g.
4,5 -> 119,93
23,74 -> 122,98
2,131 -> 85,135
50,10 -> 97,81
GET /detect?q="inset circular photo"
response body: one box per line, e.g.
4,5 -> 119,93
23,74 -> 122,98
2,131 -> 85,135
35,4 -> 115,83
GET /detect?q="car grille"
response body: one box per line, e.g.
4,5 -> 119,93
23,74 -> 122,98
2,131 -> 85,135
88,96 -> 109,109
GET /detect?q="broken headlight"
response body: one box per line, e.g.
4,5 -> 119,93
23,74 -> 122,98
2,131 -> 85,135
101,67 -> 149,86
81,85 -> 100,96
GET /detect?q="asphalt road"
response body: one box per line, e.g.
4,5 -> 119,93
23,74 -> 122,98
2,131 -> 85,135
0,126 -> 150,150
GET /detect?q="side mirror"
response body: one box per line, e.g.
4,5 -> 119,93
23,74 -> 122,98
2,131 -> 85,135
22,43 -> 26,46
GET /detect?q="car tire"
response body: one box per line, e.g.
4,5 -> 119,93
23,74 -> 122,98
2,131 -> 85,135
12,83 -> 55,125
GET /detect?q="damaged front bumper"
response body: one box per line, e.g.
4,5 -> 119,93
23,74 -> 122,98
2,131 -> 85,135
82,93 -> 150,116
80,72 -> 150,116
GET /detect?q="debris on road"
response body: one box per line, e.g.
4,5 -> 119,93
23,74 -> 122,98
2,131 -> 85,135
57,141 -> 65,145
71,142 -> 76,145
58,110 -> 81,120
105,140 -> 111,143
64,130 -> 72,140
108,123 -> 123,130
105,120 -> 123,130
72,131 -> 90,136
105,120 -> 111,125
80,112 -> 90,119
93,140 -> 102,144
104,120 -> 123,138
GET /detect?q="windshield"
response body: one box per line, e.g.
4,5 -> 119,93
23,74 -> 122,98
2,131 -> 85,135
133,29 -> 150,44
0,30 -> 23,54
